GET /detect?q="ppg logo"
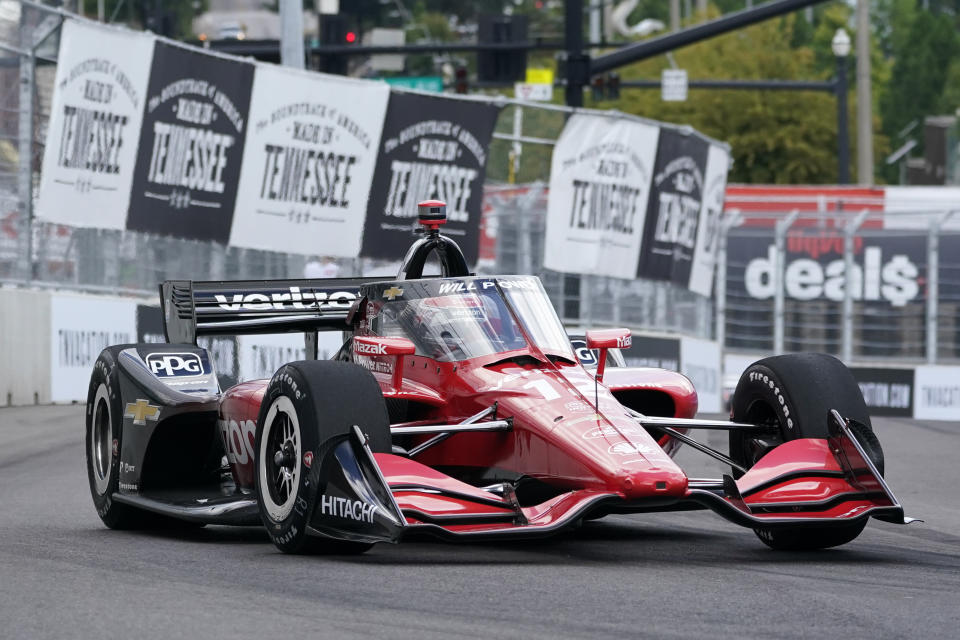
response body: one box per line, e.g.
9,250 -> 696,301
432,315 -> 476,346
146,353 -> 204,377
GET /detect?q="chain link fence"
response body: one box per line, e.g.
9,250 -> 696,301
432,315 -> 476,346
4,2 -> 958,365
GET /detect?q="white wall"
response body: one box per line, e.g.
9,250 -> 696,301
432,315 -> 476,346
0,288 -> 52,405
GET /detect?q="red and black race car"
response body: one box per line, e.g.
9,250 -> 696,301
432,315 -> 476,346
85,201 -> 913,554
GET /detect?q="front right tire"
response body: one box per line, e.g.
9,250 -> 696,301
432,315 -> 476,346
730,353 -> 884,551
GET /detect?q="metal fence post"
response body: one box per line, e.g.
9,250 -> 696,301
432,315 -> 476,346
842,209 -> 870,362
715,209 -> 743,347
774,209 -> 800,354
17,18 -> 35,283
927,211 -> 956,363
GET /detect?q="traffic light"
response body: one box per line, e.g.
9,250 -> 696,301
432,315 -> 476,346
590,74 -> 621,101
607,72 -> 620,100
591,75 -> 605,101
477,15 -> 528,83
318,14 -> 351,75
455,66 -> 469,94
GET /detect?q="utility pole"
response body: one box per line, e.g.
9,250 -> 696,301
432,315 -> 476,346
564,0 -> 586,107
855,0 -> 872,184
670,0 -> 681,31
280,0 -> 305,69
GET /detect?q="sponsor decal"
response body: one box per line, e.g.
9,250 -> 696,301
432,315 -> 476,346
121,462 -> 136,474
382,286 -> 404,300
608,441 -> 654,456
851,367 -> 914,417
616,335 -> 632,349
124,399 -> 160,426
742,243 -> 920,307
213,286 -> 357,312
355,340 -> 388,356
355,356 -> 394,375
319,494 -> 378,523
218,418 -> 257,466
303,451 -> 313,469
582,425 -> 642,439
274,525 -> 298,545
118,482 -> 138,491
565,400 -> 592,413
112,438 -> 119,457
146,352 -> 204,377
565,414 -> 604,427
570,340 -> 598,367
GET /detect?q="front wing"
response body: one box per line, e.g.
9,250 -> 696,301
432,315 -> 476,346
307,413 -> 913,545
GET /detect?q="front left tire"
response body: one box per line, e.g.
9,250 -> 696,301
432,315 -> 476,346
254,360 -> 391,554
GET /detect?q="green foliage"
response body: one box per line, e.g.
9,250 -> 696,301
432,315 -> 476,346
601,15 -> 860,183
82,0 -> 207,39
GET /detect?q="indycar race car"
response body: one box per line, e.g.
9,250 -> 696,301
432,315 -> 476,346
85,200 -> 914,553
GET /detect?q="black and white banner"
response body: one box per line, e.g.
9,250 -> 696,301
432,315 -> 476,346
637,129 -> 730,295
230,66 -> 389,256
360,92 -> 500,264
726,231 -> 942,308
544,115 -> 659,279
851,367 -> 914,418
913,365 -> 960,421
126,41 -> 254,243
37,20 -> 153,229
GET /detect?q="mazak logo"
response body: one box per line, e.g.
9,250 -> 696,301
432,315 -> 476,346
616,335 -> 632,349
608,442 -> 654,456
319,494 -> 377,523
213,287 -> 357,311
147,353 -> 204,377
354,340 -> 388,356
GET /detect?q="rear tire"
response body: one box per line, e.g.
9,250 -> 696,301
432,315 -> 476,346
254,360 -> 391,554
729,353 -> 883,551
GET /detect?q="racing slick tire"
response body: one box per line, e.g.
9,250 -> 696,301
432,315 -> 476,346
85,345 -> 163,529
729,353 -> 884,551
254,360 -> 391,555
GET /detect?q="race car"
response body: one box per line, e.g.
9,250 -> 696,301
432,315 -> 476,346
85,200 -> 913,553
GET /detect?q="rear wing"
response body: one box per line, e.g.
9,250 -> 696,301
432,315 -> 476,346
160,277 -> 371,344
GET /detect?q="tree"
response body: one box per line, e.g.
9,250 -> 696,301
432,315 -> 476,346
603,15 -> 859,183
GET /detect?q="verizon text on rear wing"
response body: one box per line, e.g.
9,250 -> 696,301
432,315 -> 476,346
160,278 -> 372,343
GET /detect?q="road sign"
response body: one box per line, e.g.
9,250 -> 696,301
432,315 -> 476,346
383,76 -> 444,93
525,68 -> 554,85
662,69 -> 688,102
515,82 -> 553,102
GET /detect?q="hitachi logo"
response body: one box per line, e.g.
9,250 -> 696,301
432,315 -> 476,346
214,287 -> 357,311
320,494 -> 377,523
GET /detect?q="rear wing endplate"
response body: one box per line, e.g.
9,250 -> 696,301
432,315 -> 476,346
160,277 -> 371,344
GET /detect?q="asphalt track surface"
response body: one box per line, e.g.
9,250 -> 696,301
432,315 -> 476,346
1,405 -> 958,639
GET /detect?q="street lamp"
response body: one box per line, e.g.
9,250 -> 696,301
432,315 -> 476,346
832,28 -> 851,184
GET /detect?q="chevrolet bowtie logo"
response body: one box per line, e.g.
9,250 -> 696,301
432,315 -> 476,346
124,399 -> 160,426
383,286 -> 404,301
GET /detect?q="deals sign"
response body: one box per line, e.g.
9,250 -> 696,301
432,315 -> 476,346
361,92 -> 500,264
544,114 -> 659,279
637,129 -> 730,295
230,67 -> 389,256
37,20 -> 154,229
127,41 -> 254,243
